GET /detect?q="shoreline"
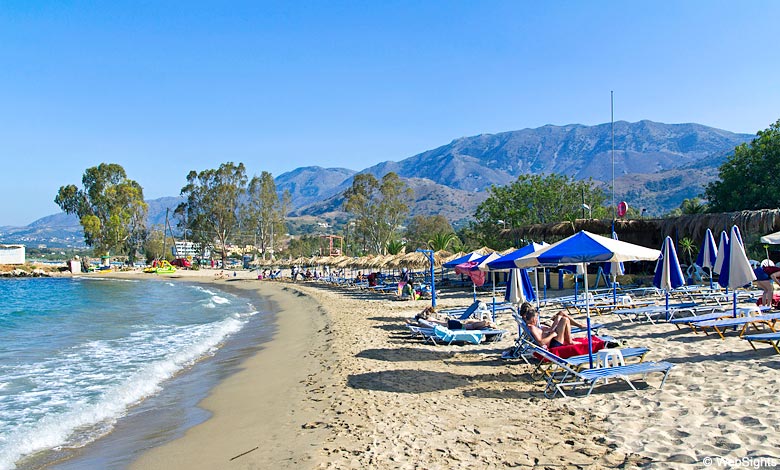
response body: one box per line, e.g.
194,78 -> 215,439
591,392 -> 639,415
126,274 -> 334,469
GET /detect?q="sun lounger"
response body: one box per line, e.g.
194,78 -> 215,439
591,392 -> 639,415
742,332 -> 780,354
693,312 -> 780,339
430,325 -> 483,345
409,319 -> 505,345
670,306 -> 767,330
522,339 -> 674,398
439,301 -> 489,320
529,346 -> 651,381
613,302 -> 699,323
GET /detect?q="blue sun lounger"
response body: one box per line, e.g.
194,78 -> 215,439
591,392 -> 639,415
613,302 -> 699,323
409,320 -> 506,345
431,324 -> 483,345
694,312 -> 780,339
522,339 -> 674,398
742,332 -> 780,354
670,306 -> 768,330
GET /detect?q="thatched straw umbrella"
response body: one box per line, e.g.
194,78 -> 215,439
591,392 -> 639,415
395,251 -> 437,270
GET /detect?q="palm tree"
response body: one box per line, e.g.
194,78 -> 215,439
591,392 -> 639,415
385,239 -> 405,255
427,232 -> 458,252
678,237 -> 698,265
680,198 -> 707,214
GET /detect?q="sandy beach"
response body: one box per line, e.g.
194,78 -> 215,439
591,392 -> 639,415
98,269 -> 780,469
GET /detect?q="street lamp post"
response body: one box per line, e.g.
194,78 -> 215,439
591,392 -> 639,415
416,249 -> 437,308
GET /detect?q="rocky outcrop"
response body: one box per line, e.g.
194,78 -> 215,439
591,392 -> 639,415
0,268 -> 56,277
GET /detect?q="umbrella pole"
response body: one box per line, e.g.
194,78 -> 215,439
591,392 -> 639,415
612,273 -> 617,305
492,272 -> 496,322
709,267 -> 713,290
574,274 -> 579,303
733,291 -> 737,318
543,268 -> 547,301
534,268 -> 541,310
584,262 -> 594,368
665,291 -> 670,321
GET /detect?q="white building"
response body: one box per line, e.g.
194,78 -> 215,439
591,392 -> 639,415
172,241 -> 208,258
0,245 -> 25,265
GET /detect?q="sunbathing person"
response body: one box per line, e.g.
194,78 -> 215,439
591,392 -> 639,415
519,302 -> 573,348
445,318 -> 497,330
550,310 -> 585,329
407,306 -> 496,330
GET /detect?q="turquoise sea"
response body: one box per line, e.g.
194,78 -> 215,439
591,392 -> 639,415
0,276 -> 271,470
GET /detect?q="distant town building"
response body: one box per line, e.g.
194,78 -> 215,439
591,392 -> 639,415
172,241 -> 208,258
0,245 -> 25,265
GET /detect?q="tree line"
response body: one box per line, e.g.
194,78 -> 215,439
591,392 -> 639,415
56,119 -> 780,263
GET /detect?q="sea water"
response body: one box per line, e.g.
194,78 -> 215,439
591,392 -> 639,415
0,277 -> 264,470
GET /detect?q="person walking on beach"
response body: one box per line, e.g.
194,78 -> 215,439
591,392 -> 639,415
398,267 -> 411,296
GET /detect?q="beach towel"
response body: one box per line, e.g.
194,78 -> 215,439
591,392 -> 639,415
536,337 -> 607,360
757,292 -> 780,309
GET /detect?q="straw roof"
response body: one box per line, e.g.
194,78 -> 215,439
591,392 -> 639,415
509,209 -> 780,250
389,250 -> 449,269
442,251 -> 466,263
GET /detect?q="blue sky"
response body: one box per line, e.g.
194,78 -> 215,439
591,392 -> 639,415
1,1 -> 778,226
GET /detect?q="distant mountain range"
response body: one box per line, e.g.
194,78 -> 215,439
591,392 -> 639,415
0,120 -> 753,248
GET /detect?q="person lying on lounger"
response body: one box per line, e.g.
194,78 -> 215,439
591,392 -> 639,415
519,302 -> 574,348
407,306 -> 496,330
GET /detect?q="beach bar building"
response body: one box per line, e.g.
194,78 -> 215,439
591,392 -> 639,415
0,244 -> 25,265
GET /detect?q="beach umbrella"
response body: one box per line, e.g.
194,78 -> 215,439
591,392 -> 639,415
760,230 -> 780,245
504,268 -> 536,304
514,231 -> 661,367
653,236 -> 686,319
486,242 -> 548,271
453,252 -> 500,301
713,230 -> 729,275
718,225 -> 757,316
443,250 -> 488,268
487,242 -> 549,308
475,252 -> 503,316
695,228 -> 718,289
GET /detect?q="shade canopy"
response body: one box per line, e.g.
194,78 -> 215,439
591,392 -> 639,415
653,236 -> 686,292
443,251 -> 484,268
476,252 -> 503,272
760,231 -> 780,245
486,242 -> 548,271
514,231 -> 661,268
602,231 -> 625,276
696,228 -> 718,269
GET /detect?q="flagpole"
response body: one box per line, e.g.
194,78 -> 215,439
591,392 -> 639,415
611,91 -> 615,220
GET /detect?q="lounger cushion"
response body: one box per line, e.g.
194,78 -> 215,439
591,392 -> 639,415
548,337 -> 606,359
